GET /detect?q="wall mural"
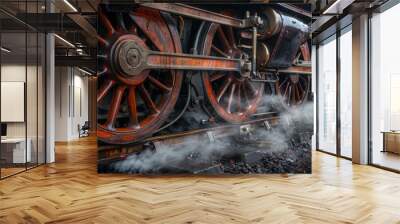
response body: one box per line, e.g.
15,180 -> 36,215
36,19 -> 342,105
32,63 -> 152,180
97,3 -> 313,174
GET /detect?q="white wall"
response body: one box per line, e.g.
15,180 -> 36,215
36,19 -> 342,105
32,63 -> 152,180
1,63 -> 46,164
1,65 -> 40,138
55,67 -> 89,141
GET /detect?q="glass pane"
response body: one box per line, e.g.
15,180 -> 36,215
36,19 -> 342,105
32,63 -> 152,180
26,0 -> 42,169
318,37 -> 337,154
371,4 -> 400,171
1,30 -> 27,177
27,31 -> 38,169
38,32 -> 45,165
340,29 -> 352,158
312,45 -> 317,150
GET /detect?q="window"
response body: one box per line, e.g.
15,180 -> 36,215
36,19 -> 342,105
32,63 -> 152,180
370,3 -> 400,171
340,28 -> 352,158
0,1 -> 47,179
317,36 -> 337,154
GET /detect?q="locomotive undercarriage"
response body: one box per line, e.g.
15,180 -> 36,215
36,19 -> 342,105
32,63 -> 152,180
97,3 -> 312,147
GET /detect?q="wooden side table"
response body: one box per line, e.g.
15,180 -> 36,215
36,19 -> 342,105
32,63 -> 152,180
382,131 -> 400,154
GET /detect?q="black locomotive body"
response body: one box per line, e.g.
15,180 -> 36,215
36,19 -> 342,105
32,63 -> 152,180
96,3 -> 312,145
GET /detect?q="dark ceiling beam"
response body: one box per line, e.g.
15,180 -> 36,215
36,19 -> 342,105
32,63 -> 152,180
0,7 -> 37,31
55,55 -> 96,69
14,13 -> 82,32
52,0 -> 99,47
67,13 -> 98,39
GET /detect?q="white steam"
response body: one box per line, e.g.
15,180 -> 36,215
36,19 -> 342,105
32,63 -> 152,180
112,95 -> 313,173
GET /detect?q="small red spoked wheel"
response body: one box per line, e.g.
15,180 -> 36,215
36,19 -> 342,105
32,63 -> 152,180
276,43 -> 311,107
199,15 -> 264,123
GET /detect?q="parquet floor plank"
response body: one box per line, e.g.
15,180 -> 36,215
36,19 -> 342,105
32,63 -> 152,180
0,136 -> 399,223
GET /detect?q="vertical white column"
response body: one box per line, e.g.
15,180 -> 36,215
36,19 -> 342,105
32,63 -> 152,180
312,45 -> 317,150
46,1 -> 55,163
352,14 -> 369,164
46,33 -> 55,163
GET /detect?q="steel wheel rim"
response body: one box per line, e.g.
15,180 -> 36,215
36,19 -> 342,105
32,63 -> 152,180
201,19 -> 264,123
276,42 -> 311,107
97,7 -> 183,144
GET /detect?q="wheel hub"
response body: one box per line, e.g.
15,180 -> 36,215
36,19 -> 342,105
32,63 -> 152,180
289,74 -> 299,84
110,34 -> 149,85
228,48 -> 250,80
125,48 -> 141,69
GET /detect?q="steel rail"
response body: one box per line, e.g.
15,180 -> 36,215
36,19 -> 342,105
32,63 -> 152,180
98,114 -> 280,155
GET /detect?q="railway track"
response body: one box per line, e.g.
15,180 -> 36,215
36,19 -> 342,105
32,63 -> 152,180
98,113 -> 281,165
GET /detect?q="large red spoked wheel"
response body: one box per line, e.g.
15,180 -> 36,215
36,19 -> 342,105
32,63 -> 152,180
276,43 -> 311,107
97,7 -> 183,144
199,17 -> 264,123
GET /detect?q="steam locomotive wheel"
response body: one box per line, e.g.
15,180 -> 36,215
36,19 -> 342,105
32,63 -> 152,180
199,21 -> 264,123
97,7 -> 183,144
276,43 -> 311,107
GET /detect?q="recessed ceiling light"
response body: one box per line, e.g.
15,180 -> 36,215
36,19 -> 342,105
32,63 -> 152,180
54,34 -> 75,48
323,0 -> 354,15
1,47 -> 11,53
78,67 -> 93,76
63,0 -> 78,12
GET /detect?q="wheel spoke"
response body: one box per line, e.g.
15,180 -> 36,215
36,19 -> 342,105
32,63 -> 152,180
217,26 -> 231,52
104,85 -> 126,129
98,54 -> 107,60
210,73 -> 225,82
128,87 -> 139,127
236,84 -> 242,112
148,75 -> 172,92
283,82 -> 290,99
211,45 -> 229,58
130,25 -> 138,34
298,80 -> 305,94
241,84 -> 250,107
130,9 -> 173,52
97,67 -> 108,77
279,77 -> 289,89
97,79 -> 115,103
274,44 -> 310,106
217,78 -> 232,102
289,86 -> 294,105
99,9 -> 115,36
97,36 -> 109,47
139,84 -> 159,114
116,13 -> 128,32
226,26 -> 236,49
245,80 -> 257,97
300,43 -> 311,61
294,84 -> 301,102
227,83 -> 236,113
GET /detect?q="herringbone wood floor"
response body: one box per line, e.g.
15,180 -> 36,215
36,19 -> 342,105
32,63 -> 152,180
1,136 -> 400,224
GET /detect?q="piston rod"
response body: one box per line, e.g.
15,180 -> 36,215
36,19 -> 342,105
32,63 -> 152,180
115,41 -> 252,77
140,3 -> 262,28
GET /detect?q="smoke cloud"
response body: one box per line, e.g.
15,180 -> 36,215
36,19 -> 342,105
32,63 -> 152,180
112,95 -> 314,174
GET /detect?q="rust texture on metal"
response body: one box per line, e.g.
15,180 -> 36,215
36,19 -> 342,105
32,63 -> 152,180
146,51 -> 242,72
275,43 -> 311,107
140,3 -> 246,28
97,3 -> 312,145
200,13 -> 265,123
99,115 -> 280,162
97,6 -> 183,144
